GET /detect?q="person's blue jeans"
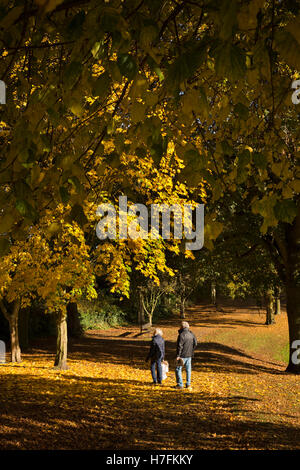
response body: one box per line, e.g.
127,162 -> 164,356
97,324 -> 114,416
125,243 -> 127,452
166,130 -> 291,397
151,358 -> 162,384
175,357 -> 192,387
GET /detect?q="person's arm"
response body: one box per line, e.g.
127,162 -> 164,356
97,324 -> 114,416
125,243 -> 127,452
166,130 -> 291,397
161,339 -> 165,360
146,338 -> 155,361
192,333 -> 197,350
176,333 -> 184,359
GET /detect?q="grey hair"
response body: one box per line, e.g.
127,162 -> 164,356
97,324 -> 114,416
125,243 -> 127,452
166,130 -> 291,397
154,328 -> 163,336
181,321 -> 189,329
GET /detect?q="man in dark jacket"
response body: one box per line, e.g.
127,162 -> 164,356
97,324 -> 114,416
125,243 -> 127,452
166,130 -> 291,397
175,321 -> 197,389
146,328 -> 165,385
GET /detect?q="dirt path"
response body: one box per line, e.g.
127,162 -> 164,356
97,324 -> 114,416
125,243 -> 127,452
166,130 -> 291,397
0,304 -> 299,450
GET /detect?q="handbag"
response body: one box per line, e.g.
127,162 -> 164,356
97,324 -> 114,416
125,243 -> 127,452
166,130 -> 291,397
161,360 -> 169,380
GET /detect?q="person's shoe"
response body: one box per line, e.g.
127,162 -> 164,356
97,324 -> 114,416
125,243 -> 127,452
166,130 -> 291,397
174,385 -> 183,389
185,385 -> 192,390
152,382 -> 158,386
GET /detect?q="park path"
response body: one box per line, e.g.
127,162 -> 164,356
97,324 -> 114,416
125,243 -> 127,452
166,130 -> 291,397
0,303 -> 300,450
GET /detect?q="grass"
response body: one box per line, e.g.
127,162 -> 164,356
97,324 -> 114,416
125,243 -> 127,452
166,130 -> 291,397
1,303 -> 299,450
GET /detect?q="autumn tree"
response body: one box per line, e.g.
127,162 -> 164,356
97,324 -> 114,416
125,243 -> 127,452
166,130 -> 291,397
34,205 -> 97,369
0,0 -> 300,373
0,231 -> 48,362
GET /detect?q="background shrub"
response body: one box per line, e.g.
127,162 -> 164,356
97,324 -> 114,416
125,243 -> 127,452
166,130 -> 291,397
78,297 -> 127,330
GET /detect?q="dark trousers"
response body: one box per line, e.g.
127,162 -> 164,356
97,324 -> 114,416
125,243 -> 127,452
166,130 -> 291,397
150,358 -> 162,384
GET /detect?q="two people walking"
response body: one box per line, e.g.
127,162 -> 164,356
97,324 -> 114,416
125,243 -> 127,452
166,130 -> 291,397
146,321 -> 197,389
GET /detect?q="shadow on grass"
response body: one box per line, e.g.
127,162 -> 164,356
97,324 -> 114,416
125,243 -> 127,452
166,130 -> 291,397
0,371 -> 299,450
26,335 -> 286,377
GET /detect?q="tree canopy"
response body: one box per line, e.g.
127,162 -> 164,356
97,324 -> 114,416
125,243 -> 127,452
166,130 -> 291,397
0,0 -> 299,371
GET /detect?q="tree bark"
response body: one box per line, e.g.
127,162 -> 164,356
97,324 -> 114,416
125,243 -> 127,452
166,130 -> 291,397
54,310 -> 68,370
0,299 -> 21,363
9,311 -> 21,362
275,296 -> 281,315
285,206 -> 300,373
265,291 -> 275,325
138,289 -> 145,332
211,281 -> 216,306
274,286 -> 281,315
180,295 -> 186,319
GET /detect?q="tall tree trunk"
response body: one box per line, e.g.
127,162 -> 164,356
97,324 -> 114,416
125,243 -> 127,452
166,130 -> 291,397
54,310 -> 68,370
211,281 -> 216,306
138,289 -> 145,332
285,207 -> 300,373
180,295 -> 186,319
0,299 -> 21,363
275,296 -> 281,315
0,339 -> 5,363
265,290 -> 275,325
9,310 -> 21,362
274,287 -> 281,315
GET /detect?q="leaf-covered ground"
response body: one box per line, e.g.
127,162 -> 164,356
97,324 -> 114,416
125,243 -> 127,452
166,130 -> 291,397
1,303 -> 300,450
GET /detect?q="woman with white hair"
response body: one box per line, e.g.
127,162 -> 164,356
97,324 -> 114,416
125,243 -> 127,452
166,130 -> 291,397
146,328 -> 165,385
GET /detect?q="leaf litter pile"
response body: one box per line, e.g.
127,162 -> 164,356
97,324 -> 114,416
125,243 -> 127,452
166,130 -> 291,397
1,303 -> 300,450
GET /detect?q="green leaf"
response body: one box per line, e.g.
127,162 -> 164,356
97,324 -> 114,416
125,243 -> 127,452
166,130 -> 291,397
131,101 -> 146,123
15,199 -> 29,217
205,220 -> 224,241
109,61 -> 122,82
92,72 -> 110,98
181,89 -> 201,115
214,43 -> 246,81
100,8 -> 122,32
219,0 -> 238,40
178,149 -> 207,185
69,99 -> 84,117
147,56 -> 164,82
37,0 -> 64,13
0,213 -> 15,233
238,149 -> 251,167
253,152 -> 267,170
166,42 -> 206,88
252,194 -> 278,233
199,87 -> 209,118
66,11 -> 85,39
59,186 -> 70,203
234,102 -> 249,120
274,199 -> 298,223
107,151 -> 120,169
237,150 -> 251,183
15,181 -> 32,200
0,6 -> 23,30
0,238 -> 10,256
68,176 -> 81,193
140,24 -> 158,47
91,41 -> 102,59
63,61 -> 82,89
275,30 -> 300,70
221,140 -> 234,156
69,204 -> 88,227
117,54 -> 138,80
